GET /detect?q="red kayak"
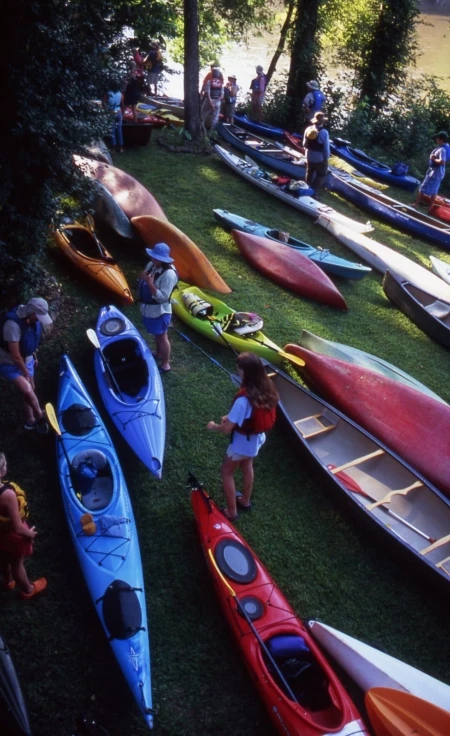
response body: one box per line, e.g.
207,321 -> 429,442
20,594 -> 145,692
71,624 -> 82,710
422,194 -> 450,224
231,230 -> 348,311
283,344 -> 450,498
74,156 -> 168,221
190,477 -> 369,736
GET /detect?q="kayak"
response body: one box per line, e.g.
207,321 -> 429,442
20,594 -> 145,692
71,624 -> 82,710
85,138 -> 113,165
93,306 -> 165,478
190,478 -> 369,736
213,208 -> 372,280
430,254 -> 450,285
231,230 -> 348,310
0,630 -> 32,736
131,216 -> 231,294
88,180 -> 135,240
329,137 -> 420,191
422,194 -> 450,224
365,688 -> 450,736
307,621 -> 450,712
298,329 -> 446,404
233,113 -> 286,140
139,94 -> 184,118
55,355 -> 153,729
53,221 -> 133,305
283,344 -> 450,498
171,281 -> 306,368
214,145 -> 374,234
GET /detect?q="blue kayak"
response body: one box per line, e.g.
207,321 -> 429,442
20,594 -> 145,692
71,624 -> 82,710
233,113 -> 286,140
93,306 -> 165,478
56,355 -> 153,729
330,138 -> 419,192
213,208 -> 371,280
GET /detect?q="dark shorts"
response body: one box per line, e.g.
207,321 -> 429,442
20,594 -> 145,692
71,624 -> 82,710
0,524 -> 33,558
143,313 -> 171,336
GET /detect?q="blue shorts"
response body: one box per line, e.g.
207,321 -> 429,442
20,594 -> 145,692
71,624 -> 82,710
143,313 -> 171,336
419,169 -> 444,197
0,357 -> 35,381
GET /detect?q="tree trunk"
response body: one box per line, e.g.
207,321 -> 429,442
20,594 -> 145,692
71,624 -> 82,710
266,0 -> 296,87
183,0 -> 202,140
286,0 -> 322,129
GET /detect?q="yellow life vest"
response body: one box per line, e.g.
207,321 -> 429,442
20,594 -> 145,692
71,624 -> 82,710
0,482 -> 28,528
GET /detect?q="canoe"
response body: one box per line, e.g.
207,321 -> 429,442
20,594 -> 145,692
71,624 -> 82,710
85,139 -> 113,164
298,329 -> 446,404
318,218 -> 450,303
0,630 -> 32,736
93,305 -> 165,478
365,688 -> 450,736
282,344 -> 450,498
383,269 -> 450,349
217,121 -> 307,180
131,216 -> 231,294
56,354 -> 153,728
213,208 -> 371,280
139,94 -> 184,118
171,281 -> 306,368
329,137 -> 420,191
88,180 -> 135,240
53,221 -> 134,305
327,171 -> 450,250
430,254 -> 450,285
73,156 -> 168,221
231,230 -> 348,310
190,478 -> 369,736
233,113 -> 286,139
266,362 -> 450,593
214,145 -> 374,234
307,621 -> 450,712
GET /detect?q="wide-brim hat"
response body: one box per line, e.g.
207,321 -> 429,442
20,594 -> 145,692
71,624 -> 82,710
228,75 -> 237,80
433,130 -> 449,141
145,242 -> 174,263
26,297 -> 53,325
311,112 -> 328,124
307,80 -> 319,90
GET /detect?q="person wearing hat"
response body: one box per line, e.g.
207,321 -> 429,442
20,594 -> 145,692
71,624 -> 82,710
200,63 -> 224,99
137,243 -> 178,373
414,131 -> 448,212
201,67 -> 224,132
302,111 -> 330,194
302,80 -> 326,125
250,65 -> 267,122
223,74 -> 239,124
0,297 -> 52,432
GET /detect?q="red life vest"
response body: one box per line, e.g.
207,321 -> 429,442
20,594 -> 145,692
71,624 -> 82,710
231,388 -> 277,437
209,77 -> 223,100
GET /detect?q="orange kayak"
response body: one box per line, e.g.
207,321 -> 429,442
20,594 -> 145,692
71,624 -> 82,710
131,216 -> 231,294
54,222 -> 133,304
365,687 -> 450,736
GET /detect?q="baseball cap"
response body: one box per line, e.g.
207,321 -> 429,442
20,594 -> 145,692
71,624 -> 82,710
26,297 -> 53,325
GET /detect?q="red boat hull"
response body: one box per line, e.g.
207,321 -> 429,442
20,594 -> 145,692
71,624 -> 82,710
284,344 -> 450,497
191,483 -> 368,736
231,230 -> 348,311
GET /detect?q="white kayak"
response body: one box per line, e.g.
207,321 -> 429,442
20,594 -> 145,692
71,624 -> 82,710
430,255 -> 450,286
307,621 -> 450,712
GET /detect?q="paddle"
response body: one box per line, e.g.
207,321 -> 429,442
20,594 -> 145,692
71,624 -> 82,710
45,402 -> 77,488
171,324 -> 241,386
86,328 -> 125,401
85,214 -> 116,263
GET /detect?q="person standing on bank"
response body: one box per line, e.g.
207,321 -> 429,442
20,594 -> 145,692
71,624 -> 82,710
207,352 -> 279,521
201,66 -> 224,132
224,74 -> 239,124
138,243 -> 178,373
250,65 -> 267,123
303,111 -> 330,195
302,80 -> 326,125
414,131 -> 448,212
103,85 -> 124,153
0,297 -> 52,432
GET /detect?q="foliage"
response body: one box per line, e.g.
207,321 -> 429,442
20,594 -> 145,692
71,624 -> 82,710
286,0 -> 325,128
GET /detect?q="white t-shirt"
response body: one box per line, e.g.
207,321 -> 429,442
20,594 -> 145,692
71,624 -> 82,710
227,396 -> 266,458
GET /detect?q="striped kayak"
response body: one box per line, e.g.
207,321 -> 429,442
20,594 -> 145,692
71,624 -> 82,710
93,306 -> 165,478
213,208 -> 372,279
366,688 -> 450,736
329,138 -> 419,191
0,630 -> 32,736
56,355 -> 153,729
190,478 -> 369,736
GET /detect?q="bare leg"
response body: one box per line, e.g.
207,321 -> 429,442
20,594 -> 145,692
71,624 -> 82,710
10,557 -> 34,594
221,454 -> 240,517
155,331 -> 171,371
427,193 -> 437,213
240,458 -> 254,507
12,375 -> 44,423
0,555 -> 13,586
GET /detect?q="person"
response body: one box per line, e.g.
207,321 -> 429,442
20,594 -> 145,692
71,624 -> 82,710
414,131 -> 448,212
0,297 -> 52,432
124,62 -> 141,122
206,352 -> 279,521
302,80 -> 326,125
200,62 -> 224,99
146,42 -> 164,97
132,47 -> 145,81
250,65 -> 267,123
0,453 -> 47,599
223,74 -> 239,124
103,86 -> 124,153
137,243 -> 178,373
201,67 -> 224,133
303,111 -> 330,194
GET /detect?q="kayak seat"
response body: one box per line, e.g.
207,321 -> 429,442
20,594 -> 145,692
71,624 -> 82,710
104,339 -> 149,397
294,409 -> 338,439
266,635 -> 331,711
71,450 -> 113,511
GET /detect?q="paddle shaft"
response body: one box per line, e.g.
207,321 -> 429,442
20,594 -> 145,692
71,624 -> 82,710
86,329 -> 125,401
171,325 -> 241,386
45,403 -> 75,487
207,549 -> 300,705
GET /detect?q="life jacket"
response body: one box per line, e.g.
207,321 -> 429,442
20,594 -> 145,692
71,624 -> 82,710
304,126 -> 325,153
209,77 -> 223,100
311,90 -> 325,114
0,307 -> 42,358
250,75 -> 266,93
137,265 -> 178,304
231,388 -> 277,439
0,482 -> 28,529
224,85 -> 237,105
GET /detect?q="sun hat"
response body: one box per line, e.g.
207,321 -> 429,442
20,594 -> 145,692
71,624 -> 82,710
256,65 -> 264,73
25,297 -> 53,325
311,111 -> 328,125
228,74 -> 237,80
306,80 -> 320,90
145,242 -> 174,263
433,130 -> 449,141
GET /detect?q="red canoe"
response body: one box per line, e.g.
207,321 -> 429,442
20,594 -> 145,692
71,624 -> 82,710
284,344 -> 450,497
190,478 -> 369,736
231,230 -> 348,310
73,156 -> 168,221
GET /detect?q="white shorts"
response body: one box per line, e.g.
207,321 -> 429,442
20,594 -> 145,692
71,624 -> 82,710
226,447 -> 252,462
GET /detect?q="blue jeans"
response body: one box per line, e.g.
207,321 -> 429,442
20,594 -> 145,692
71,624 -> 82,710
110,111 -> 123,148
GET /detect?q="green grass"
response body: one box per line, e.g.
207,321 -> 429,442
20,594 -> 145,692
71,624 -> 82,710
1,133 -> 450,735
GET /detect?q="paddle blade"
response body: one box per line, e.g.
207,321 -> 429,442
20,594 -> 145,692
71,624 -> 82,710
281,349 -> 306,368
86,328 -> 100,350
45,403 -> 61,435
327,464 -> 371,497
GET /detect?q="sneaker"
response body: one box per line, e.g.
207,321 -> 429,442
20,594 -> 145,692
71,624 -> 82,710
36,417 -> 49,435
20,578 -> 47,600
23,420 -> 38,430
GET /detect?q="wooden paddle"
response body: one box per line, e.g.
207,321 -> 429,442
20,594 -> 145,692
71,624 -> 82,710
86,328 -> 125,401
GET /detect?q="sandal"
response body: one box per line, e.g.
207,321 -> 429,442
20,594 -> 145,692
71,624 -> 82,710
236,492 -> 252,511
20,577 -> 47,600
220,507 -> 239,522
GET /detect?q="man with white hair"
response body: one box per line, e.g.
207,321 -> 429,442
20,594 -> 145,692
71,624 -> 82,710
0,297 -> 52,432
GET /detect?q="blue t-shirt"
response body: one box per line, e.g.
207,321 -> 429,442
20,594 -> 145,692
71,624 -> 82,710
227,397 -> 266,457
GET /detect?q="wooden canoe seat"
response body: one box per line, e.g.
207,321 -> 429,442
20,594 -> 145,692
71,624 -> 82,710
420,534 -> 450,556
294,409 -> 338,439
329,449 -> 385,475
424,300 -> 450,320
367,481 -> 423,511
436,556 -> 450,577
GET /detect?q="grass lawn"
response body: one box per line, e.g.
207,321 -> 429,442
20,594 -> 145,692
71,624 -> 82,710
1,131 -> 450,736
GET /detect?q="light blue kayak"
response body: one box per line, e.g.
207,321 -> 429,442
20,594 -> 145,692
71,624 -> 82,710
56,354 -> 154,729
93,305 -> 165,478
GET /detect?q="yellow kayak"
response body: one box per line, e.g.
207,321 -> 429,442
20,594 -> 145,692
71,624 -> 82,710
365,687 -> 450,736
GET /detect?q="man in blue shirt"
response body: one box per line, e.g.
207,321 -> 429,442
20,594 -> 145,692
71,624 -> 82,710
302,112 -> 330,194
414,131 -> 448,212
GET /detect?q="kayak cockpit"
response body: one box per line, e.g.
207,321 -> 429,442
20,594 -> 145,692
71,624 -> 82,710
103,338 -> 149,401
71,449 -> 113,512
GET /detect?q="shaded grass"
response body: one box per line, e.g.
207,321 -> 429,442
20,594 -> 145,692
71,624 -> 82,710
1,135 -> 450,735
